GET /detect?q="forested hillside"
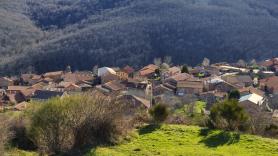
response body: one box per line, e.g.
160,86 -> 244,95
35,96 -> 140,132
1,0 -> 278,74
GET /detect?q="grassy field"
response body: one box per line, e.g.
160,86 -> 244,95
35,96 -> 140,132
174,101 -> 206,115
87,125 -> 278,156
6,149 -> 38,156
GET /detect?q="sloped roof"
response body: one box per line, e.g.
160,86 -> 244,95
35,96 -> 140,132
139,64 -> 158,76
20,88 -> 36,97
43,77 -> 54,82
139,68 -> 155,76
259,58 -> 278,67
222,75 -> 252,84
59,82 -> 81,89
217,81 -> 240,89
98,67 -> 116,77
103,80 -> 125,91
43,71 -> 63,77
177,80 -> 203,89
141,64 -> 158,71
237,75 -> 253,83
21,74 -> 40,81
168,66 -> 181,73
123,65 -> 135,74
238,86 -> 265,97
166,73 -> 193,82
78,83 -> 92,88
132,95 -> 151,108
63,72 -> 94,83
7,86 -> 30,91
14,101 -> 29,111
0,77 -> 13,82
239,93 -> 264,105
31,82 -> 48,90
31,75 -> 42,80
260,76 -> 278,89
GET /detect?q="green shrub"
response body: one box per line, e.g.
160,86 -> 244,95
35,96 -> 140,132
149,104 -> 169,124
28,93 -> 129,155
209,99 -> 249,131
228,90 -> 240,100
181,65 -> 189,73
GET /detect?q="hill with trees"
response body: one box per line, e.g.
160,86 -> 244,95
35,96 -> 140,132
1,0 -> 278,74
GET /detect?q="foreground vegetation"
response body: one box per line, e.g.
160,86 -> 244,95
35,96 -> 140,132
1,93 -> 136,155
2,94 -> 278,155
88,125 -> 278,156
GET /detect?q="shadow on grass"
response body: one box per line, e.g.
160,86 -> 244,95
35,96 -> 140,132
199,128 -> 240,148
139,124 -> 161,135
199,128 -> 211,136
65,125 -> 162,155
64,145 -> 97,156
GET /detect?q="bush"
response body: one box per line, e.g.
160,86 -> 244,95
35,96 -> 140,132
29,98 -> 73,154
246,107 -> 272,136
265,123 -> 278,138
149,104 -> 169,124
10,116 -> 36,151
0,116 -> 12,154
181,65 -> 189,73
209,99 -> 249,131
28,93 -> 130,155
228,90 -> 240,100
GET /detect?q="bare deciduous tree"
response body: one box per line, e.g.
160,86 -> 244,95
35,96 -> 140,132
153,58 -> 162,66
163,56 -> 172,65
237,59 -> 246,67
202,58 -> 210,67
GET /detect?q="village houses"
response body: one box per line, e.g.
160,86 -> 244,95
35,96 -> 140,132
0,58 -> 278,121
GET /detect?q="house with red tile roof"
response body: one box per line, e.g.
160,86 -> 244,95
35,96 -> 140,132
102,80 -> 125,93
259,58 -> 278,69
176,80 -> 204,96
222,75 -> 253,88
260,76 -> 278,94
122,65 -> 135,76
119,94 -> 151,109
43,71 -> 64,81
163,73 -> 196,91
14,101 -> 29,111
162,66 -> 181,80
238,86 -> 265,97
7,86 -> 30,94
63,71 -> 94,83
138,64 -> 159,79
21,74 -> 42,85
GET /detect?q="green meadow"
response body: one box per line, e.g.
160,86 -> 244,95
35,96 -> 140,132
87,125 -> 278,156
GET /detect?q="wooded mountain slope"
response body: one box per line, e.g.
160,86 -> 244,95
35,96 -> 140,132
1,0 -> 278,74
